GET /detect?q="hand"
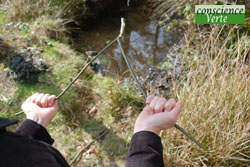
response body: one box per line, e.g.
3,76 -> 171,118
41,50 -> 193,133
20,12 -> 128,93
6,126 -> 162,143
21,93 -> 58,128
134,95 -> 184,135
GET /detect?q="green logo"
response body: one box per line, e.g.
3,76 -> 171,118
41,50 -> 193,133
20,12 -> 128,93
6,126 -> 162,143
195,5 -> 245,24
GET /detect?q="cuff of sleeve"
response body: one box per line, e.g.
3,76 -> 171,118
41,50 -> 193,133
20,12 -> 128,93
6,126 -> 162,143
16,119 -> 54,145
127,131 -> 164,166
131,131 -> 163,152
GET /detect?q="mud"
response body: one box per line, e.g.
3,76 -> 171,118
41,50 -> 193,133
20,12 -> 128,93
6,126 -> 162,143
8,50 -> 47,83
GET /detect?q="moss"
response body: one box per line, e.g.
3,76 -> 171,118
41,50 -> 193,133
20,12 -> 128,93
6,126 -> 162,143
0,12 -> 6,28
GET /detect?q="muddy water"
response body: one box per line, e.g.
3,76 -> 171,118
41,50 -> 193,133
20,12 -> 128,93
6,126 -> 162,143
75,7 -> 182,77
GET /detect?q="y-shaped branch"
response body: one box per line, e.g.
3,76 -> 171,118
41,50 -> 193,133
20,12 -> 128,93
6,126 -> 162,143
14,18 -> 205,150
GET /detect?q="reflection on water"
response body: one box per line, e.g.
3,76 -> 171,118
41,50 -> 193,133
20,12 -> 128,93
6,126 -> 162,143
75,8 -> 182,77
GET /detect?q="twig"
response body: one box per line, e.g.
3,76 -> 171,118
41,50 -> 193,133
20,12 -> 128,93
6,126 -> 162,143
119,18 -> 126,38
127,0 -> 130,6
69,129 -> 108,166
174,124 -> 204,149
55,38 -> 117,100
117,39 -> 147,98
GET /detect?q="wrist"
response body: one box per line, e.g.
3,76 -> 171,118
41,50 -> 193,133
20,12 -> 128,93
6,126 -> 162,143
26,115 -> 48,128
134,127 -> 160,136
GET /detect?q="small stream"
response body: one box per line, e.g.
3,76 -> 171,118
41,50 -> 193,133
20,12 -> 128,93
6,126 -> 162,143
75,6 -> 183,78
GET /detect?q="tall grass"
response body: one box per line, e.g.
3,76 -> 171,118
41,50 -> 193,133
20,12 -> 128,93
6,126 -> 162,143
154,1 -> 250,166
168,28 -> 249,167
3,0 -> 83,21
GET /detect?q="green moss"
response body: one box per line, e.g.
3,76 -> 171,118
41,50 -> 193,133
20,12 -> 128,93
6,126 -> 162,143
0,12 -> 6,28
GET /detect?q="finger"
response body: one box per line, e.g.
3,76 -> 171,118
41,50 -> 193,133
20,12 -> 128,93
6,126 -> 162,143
48,95 -> 57,107
30,93 -> 39,103
154,97 -> 167,113
143,105 -> 154,115
146,95 -> 154,105
149,96 -> 159,113
164,99 -> 176,112
170,101 -> 184,118
138,105 -> 154,120
41,94 -> 50,108
26,97 -> 31,102
44,95 -> 58,115
35,93 -> 44,107
50,99 -> 58,111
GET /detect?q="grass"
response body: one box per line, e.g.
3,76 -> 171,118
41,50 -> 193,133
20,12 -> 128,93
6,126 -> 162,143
154,0 -> 250,166
0,4 -> 143,165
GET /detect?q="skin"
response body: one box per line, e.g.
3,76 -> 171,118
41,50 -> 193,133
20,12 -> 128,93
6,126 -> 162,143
22,93 -> 183,136
135,96 -> 184,135
21,93 -> 58,128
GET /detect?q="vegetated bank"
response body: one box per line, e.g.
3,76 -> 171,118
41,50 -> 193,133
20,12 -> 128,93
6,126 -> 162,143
153,0 -> 249,166
0,1 -> 145,166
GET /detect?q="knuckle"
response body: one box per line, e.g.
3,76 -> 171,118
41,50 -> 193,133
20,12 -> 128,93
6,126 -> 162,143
155,96 -> 160,100
165,105 -> 171,111
169,98 -> 176,103
160,97 -> 166,102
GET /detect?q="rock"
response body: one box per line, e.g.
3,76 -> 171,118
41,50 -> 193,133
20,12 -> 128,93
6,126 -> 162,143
47,42 -> 53,47
90,62 -> 102,73
85,51 -> 98,57
40,49 -> 45,53
8,51 -> 47,83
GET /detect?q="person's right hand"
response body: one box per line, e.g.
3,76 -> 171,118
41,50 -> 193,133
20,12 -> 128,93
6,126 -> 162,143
21,93 -> 58,128
134,96 -> 184,135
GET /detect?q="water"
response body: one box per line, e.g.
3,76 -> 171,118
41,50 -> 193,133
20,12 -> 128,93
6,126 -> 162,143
75,7 -> 183,77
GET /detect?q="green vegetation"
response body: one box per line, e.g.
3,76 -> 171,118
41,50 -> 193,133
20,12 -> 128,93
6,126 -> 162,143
0,0 -> 249,166
0,1 -> 142,166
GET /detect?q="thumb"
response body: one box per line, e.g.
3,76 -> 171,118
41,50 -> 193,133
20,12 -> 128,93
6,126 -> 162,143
170,101 -> 184,118
48,95 -> 57,107
43,97 -> 58,114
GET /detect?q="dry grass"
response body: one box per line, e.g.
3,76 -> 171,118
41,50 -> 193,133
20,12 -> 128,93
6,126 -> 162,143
4,0 -> 72,21
153,1 -> 250,165
166,28 -> 249,167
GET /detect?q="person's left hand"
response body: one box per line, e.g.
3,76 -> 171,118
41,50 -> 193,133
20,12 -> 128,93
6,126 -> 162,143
21,93 -> 58,128
134,95 -> 184,135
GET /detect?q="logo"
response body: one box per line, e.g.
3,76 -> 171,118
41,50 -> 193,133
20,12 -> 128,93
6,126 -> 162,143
195,5 -> 245,24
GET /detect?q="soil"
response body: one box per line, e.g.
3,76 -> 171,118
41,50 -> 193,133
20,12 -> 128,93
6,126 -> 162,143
8,49 -> 47,83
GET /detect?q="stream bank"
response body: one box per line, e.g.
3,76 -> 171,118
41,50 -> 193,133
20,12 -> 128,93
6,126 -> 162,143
74,4 -> 184,96
1,0 -> 185,98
